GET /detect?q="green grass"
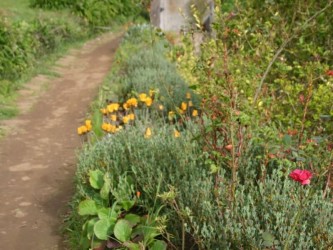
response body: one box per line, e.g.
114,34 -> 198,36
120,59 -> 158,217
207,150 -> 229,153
0,0 -> 72,21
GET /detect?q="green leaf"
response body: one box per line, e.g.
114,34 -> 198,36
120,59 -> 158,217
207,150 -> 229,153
92,109 -> 104,138
124,214 -> 141,226
89,169 -> 105,190
150,240 -> 167,250
94,218 -> 113,240
282,134 -> 292,146
78,200 -> 98,216
97,207 -> 118,228
121,200 -> 135,211
262,231 -> 274,241
114,219 -> 132,242
86,218 -> 99,240
100,173 -> 112,200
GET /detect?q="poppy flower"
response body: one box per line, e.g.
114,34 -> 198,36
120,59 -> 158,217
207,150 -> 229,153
144,97 -> 153,107
126,98 -> 138,108
123,116 -> 130,124
289,169 -> 312,185
110,115 -> 117,122
139,93 -> 148,102
192,109 -> 198,117
85,120 -> 92,131
181,102 -> 187,111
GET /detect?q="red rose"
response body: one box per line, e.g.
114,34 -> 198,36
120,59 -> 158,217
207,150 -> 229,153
289,169 -> 312,185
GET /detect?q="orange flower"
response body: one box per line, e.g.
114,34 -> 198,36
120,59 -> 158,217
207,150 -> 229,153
174,129 -> 181,138
144,128 -> 152,138
123,102 -> 129,110
126,98 -> 138,108
77,126 -> 88,135
102,123 -> 117,133
192,109 -> 198,117
139,93 -> 148,102
181,102 -> 187,111
107,103 -> 120,113
225,144 -> 233,151
110,115 -> 117,122
100,108 -> 107,115
128,113 -> 135,120
136,191 -> 141,198
123,116 -> 130,124
144,97 -> 153,107
85,120 -> 92,131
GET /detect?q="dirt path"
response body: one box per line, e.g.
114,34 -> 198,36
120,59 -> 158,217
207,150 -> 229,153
0,32 -> 121,249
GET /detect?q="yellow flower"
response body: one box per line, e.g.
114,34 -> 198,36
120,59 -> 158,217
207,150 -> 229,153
85,120 -> 92,131
123,103 -> 129,110
128,113 -> 135,120
159,105 -> 164,111
144,97 -> 153,107
107,103 -> 120,113
109,124 -> 117,133
188,101 -> 193,107
102,123 -> 109,131
181,102 -> 187,111
149,89 -> 155,97
77,126 -> 88,135
174,129 -> 181,138
123,115 -> 130,124
126,98 -> 138,108
186,92 -> 191,99
110,115 -> 117,122
177,107 -> 185,115
168,111 -> 175,120
139,93 -> 148,102
192,109 -> 198,117
144,128 -> 152,138
100,108 -> 107,115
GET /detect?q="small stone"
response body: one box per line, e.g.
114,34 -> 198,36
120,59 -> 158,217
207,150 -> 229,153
21,176 -> 31,181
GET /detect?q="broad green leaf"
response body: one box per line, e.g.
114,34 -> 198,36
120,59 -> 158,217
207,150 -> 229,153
94,218 -> 113,240
78,200 -> 98,216
124,214 -> 141,226
100,174 -> 112,200
89,169 -> 104,190
97,207 -> 118,224
121,200 -> 135,211
150,240 -> 167,250
114,219 -> 132,242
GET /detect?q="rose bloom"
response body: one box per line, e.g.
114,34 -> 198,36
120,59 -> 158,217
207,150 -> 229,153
289,169 -> 312,185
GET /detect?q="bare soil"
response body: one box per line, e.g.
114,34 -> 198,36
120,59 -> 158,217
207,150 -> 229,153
0,33 -> 121,249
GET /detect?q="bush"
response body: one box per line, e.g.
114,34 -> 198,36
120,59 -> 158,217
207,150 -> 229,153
30,0 -> 146,26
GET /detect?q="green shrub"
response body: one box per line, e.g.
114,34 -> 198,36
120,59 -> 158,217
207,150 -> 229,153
0,15 -> 88,85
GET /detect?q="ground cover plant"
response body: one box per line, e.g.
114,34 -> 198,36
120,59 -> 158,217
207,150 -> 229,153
69,1 -> 332,249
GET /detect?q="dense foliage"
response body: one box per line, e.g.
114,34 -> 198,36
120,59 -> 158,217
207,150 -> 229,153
30,0 -> 147,26
69,18 -> 332,249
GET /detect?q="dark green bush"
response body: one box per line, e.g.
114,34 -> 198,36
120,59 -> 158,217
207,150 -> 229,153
0,15 -> 87,80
